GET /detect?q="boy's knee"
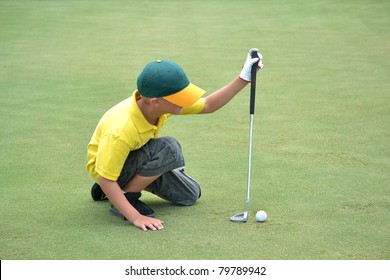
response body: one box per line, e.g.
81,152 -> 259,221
139,137 -> 185,177
148,168 -> 202,206
173,173 -> 202,206
177,186 -> 201,206
158,136 -> 182,155
149,137 -> 184,163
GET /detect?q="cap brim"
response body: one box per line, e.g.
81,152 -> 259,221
163,83 -> 206,107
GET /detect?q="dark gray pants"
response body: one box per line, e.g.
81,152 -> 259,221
117,137 -> 201,206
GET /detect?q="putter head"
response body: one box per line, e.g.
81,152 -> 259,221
230,211 -> 248,223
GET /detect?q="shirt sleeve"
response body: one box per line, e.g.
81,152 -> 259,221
180,98 -> 205,115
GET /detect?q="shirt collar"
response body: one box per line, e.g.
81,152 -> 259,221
130,91 -> 157,133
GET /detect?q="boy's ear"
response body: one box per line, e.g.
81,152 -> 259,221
149,98 -> 160,107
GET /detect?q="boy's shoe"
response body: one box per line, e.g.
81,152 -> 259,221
109,192 -> 155,220
109,205 -> 127,220
91,183 -> 107,201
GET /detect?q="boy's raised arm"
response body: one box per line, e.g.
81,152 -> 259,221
200,48 -> 263,114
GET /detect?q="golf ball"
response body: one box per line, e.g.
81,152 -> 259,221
255,210 -> 267,222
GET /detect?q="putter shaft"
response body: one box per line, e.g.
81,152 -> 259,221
230,49 -> 259,222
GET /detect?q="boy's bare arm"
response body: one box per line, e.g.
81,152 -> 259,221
201,48 -> 263,114
99,176 -> 164,231
201,76 -> 248,114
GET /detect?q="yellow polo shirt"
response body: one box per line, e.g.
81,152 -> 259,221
86,90 -> 205,182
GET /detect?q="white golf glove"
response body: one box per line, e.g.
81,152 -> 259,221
239,48 -> 264,82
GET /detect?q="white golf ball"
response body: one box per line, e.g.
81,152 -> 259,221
255,210 -> 267,222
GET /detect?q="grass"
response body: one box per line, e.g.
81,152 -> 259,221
0,0 -> 389,260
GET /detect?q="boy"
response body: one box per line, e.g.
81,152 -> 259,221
86,48 -> 263,231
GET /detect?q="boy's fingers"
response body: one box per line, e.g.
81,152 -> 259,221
135,217 -> 164,231
149,221 -> 164,231
148,223 -> 157,231
155,222 -> 164,230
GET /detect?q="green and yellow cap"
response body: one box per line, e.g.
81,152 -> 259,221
137,59 -> 205,107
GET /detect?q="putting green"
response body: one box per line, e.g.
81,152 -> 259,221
0,0 -> 389,259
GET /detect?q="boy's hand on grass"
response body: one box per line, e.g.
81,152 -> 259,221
132,215 -> 165,231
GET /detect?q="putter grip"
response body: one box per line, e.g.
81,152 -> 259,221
250,50 -> 259,115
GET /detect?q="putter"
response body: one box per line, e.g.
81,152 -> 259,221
230,50 -> 259,222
